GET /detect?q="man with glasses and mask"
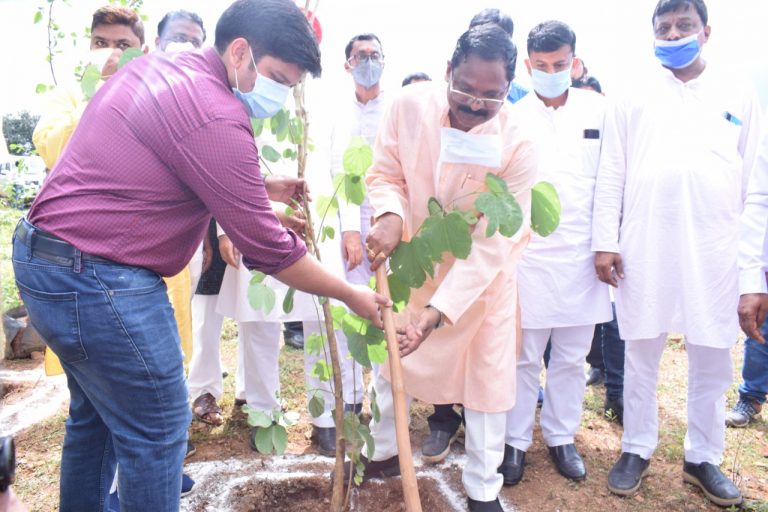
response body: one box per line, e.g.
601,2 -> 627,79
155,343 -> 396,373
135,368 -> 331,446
155,10 -> 206,53
305,32 -> 389,456
14,1 -> 388,511
592,0 -> 761,506
359,23 -> 536,512
500,20 -> 611,487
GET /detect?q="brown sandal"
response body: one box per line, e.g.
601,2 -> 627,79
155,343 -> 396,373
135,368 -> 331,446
192,393 -> 224,426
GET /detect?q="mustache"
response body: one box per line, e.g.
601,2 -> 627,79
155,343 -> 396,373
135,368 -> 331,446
457,104 -> 489,118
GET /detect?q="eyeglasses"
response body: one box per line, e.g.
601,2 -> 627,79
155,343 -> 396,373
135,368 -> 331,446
347,52 -> 384,66
163,34 -> 203,48
449,74 -> 508,108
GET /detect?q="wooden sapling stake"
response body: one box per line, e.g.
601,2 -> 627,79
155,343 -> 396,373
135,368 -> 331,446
374,265 -> 422,512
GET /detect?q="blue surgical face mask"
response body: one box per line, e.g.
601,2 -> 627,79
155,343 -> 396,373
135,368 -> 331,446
530,68 -> 571,99
233,47 -> 291,119
654,32 -> 702,69
351,59 -> 384,89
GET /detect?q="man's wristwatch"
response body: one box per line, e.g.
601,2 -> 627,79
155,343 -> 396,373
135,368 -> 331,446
426,304 -> 443,329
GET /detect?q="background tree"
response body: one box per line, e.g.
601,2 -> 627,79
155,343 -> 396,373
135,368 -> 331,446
2,112 -> 40,156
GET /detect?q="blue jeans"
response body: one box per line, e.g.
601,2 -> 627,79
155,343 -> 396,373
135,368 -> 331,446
738,319 -> 768,404
12,221 -> 190,512
598,304 -> 625,401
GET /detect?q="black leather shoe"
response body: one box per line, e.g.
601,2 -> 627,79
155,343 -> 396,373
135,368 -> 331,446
422,429 -> 459,463
683,461 -> 742,507
334,455 -> 401,484
548,443 -> 586,480
311,426 -> 336,457
284,331 -> 304,349
586,367 -> 604,386
467,497 -> 504,511
607,452 -> 650,495
344,402 -> 363,416
604,396 -> 624,425
498,444 -> 525,486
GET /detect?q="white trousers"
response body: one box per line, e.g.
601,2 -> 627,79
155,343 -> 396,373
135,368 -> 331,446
622,334 -> 732,463
368,373 -> 505,502
505,325 -> 595,450
187,294 -> 226,400
303,320 -> 364,428
237,322 -> 281,413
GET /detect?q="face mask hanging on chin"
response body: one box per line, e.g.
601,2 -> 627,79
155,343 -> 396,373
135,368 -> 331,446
654,32 -> 702,69
439,127 -> 502,168
232,47 -> 291,119
164,42 -> 196,54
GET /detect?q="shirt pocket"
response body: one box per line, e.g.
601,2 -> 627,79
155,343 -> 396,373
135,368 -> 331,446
444,167 -> 489,213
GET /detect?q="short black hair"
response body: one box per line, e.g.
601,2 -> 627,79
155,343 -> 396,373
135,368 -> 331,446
527,20 -> 576,55
573,76 -> 602,93
652,0 -> 708,26
215,0 -> 321,78
91,6 -> 145,45
451,24 -> 517,82
344,33 -> 383,60
402,72 -> 431,87
469,8 -> 514,37
157,10 -> 206,42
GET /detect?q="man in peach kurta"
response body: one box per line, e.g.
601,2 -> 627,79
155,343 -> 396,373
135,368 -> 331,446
362,24 -> 536,512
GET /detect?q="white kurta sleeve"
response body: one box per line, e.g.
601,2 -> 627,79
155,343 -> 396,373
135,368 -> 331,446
738,125 -> 768,295
591,98 -> 628,254
430,140 -> 537,324
331,120 -> 363,233
737,89 -> 764,200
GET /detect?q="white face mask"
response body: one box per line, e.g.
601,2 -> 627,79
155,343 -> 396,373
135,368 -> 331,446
530,68 -> 572,99
164,41 -> 196,54
88,48 -> 114,74
439,127 -> 502,168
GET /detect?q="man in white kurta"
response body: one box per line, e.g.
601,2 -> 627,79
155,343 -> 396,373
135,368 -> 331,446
362,25 -> 536,512
592,1 -> 761,506
502,21 -> 611,486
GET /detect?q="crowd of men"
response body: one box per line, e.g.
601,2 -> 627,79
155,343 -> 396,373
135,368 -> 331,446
5,0 -> 767,511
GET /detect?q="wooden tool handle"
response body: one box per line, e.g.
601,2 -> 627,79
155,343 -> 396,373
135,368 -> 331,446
375,266 -> 422,511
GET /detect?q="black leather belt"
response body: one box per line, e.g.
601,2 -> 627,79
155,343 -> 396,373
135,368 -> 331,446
15,219 -> 114,266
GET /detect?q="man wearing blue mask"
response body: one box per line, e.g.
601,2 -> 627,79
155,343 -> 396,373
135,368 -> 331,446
592,0 -> 762,506
14,1 -> 389,511
500,20 -> 612,486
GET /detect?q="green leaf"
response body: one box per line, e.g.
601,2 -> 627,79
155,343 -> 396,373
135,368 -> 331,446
272,108 -> 289,141
390,237 -> 434,289
250,271 -> 267,284
359,424 -> 375,460
282,287 -> 296,314
427,197 -> 443,216
261,144 -> 281,163
387,273 -> 410,312
343,136 -> 373,176
248,279 -> 276,314
288,117 -> 304,145
33,10 -> 43,24
369,387 -> 381,423
80,64 -> 101,100
247,409 -> 273,428
311,360 -> 332,381
315,195 -> 339,220
35,83 -> 49,94
343,314 -> 386,369
485,173 -> 509,195
531,181 -> 561,237
117,47 -> 143,69
322,225 -> 335,241
282,148 -> 295,159
308,393 -> 325,418
304,333 -> 324,356
475,191 -> 523,238
330,305 -> 347,330
354,460 -> 365,486
419,211 -> 472,261
251,117 -> 264,137
284,206 -> 295,217
345,175 -> 366,205
271,424 -> 288,454
367,341 -> 388,365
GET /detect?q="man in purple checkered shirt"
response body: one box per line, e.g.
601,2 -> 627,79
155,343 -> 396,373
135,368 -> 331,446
12,1 -> 388,511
